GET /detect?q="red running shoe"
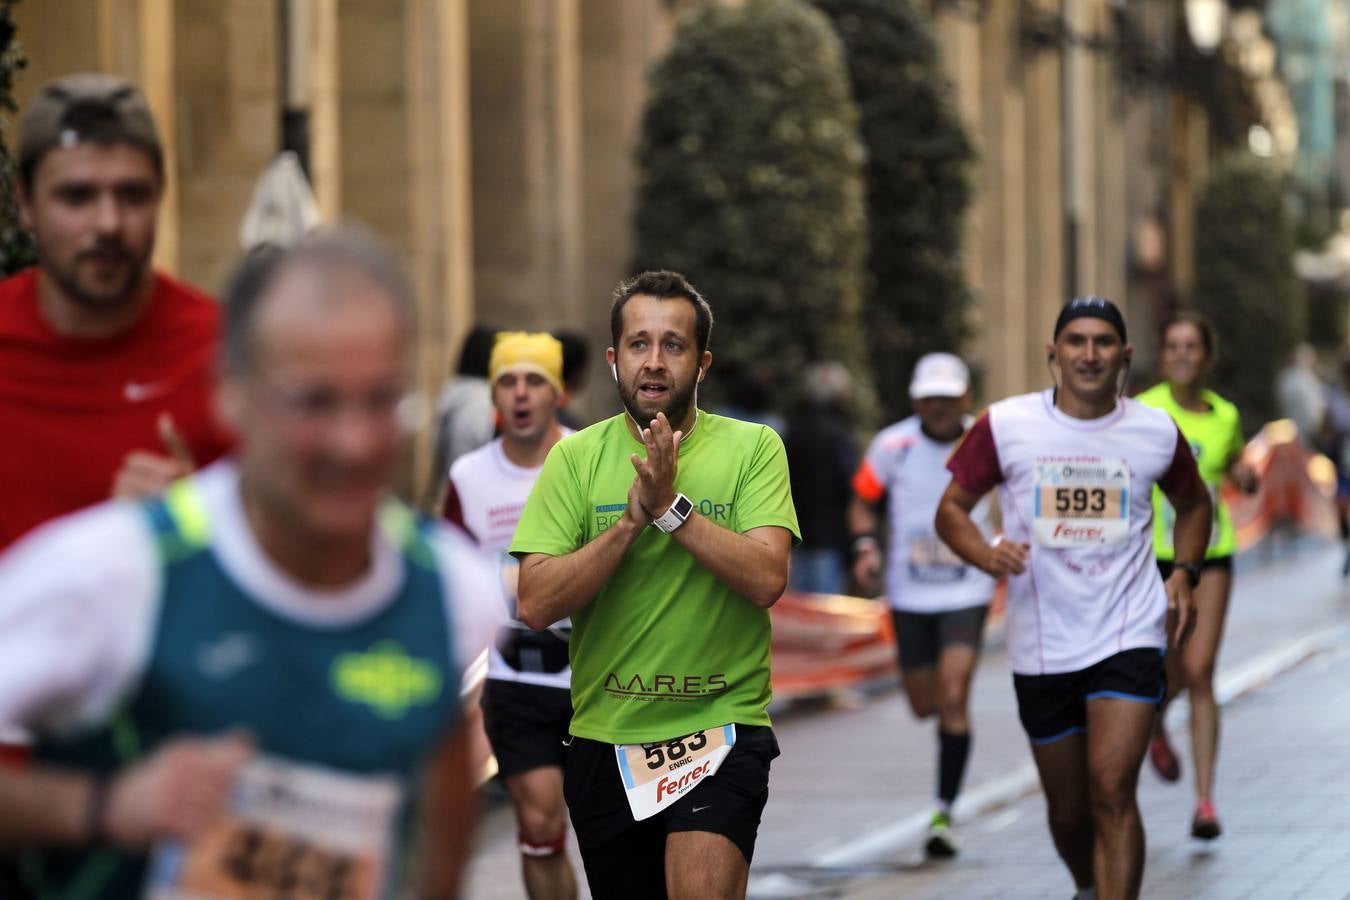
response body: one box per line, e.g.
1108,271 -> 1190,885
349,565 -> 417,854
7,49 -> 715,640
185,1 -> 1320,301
1148,733 -> 1181,782
1192,799 -> 1222,840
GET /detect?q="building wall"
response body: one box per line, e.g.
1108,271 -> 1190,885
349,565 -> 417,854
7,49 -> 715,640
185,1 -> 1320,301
10,0 -> 1195,450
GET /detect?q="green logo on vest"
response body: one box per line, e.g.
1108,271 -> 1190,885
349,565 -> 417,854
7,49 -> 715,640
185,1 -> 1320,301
331,640 -> 444,719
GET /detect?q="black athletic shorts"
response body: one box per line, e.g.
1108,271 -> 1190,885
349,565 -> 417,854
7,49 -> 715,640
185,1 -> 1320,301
481,678 -> 573,778
1013,647 -> 1165,745
1156,556 -> 1233,580
890,604 -> 989,671
563,724 -> 779,900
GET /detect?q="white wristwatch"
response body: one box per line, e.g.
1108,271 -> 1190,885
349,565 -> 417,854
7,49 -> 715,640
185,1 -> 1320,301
652,493 -> 694,533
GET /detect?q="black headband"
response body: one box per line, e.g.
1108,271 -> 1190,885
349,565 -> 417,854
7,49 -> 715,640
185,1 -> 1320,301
1053,296 -> 1127,343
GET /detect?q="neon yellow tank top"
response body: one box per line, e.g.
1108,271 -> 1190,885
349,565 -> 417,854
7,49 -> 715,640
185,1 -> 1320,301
1137,382 -> 1245,560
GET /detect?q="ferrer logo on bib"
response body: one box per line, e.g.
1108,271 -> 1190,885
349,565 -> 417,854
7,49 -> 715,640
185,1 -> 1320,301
1033,457 -> 1130,548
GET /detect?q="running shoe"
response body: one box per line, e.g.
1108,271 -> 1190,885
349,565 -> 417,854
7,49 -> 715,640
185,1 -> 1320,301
1191,799 -> 1222,840
1148,733 -> 1181,782
925,810 -> 958,858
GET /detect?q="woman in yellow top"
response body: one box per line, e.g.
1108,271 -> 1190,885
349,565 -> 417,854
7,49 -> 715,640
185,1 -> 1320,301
1137,312 -> 1259,841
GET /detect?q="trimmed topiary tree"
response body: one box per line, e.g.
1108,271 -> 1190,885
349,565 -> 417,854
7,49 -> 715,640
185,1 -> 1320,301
0,0 -> 33,276
812,0 -> 976,423
1192,154 -> 1303,432
631,0 -> 873,420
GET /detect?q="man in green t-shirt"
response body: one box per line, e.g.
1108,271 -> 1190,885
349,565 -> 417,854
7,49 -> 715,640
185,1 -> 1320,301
512,270 -> 799,900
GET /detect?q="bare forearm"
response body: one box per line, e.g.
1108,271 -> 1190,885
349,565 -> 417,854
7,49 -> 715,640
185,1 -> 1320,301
419,728 -> 475,900
936,499 -> 993,573
670,516 -> 788,608
847,496 -> 877,537
517,517 -> 645,630
0,768 -> 94,849
1170,494 -> 1212,563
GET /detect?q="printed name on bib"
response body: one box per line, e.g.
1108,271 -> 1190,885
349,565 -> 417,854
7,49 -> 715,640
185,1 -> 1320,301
906,533 -> 967,583
1033,458 -> 1130,548
145,756 -> 402,900
614,725 -> 735,821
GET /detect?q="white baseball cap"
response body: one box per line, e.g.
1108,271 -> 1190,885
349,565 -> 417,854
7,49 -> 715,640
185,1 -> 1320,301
909,352 -> 970,399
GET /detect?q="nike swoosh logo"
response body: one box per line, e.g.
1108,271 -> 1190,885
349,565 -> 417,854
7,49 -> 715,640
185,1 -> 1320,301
124,380 -> 171,402
692,805 -> 710,813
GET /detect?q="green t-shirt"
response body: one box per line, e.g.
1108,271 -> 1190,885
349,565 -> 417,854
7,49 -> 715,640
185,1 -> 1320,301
509,411 -> 800,744
1137,383 -> 1245,560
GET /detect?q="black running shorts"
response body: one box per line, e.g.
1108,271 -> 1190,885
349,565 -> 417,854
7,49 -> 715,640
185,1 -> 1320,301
481,678 -> 573,778
1012,647 -> 1165,745
891,604 -> 990,671
563,724 -> 779,900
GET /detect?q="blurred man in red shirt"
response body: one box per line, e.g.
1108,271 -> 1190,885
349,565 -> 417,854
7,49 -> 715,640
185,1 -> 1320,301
0,72 -> 232,552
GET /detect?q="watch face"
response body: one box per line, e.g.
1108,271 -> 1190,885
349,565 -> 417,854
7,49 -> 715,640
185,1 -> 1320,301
673,494 -> 694,517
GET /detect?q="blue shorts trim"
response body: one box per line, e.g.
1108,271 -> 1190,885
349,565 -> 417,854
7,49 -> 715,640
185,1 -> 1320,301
1029,725 -> 1087,746
1085,689 -> 1164,704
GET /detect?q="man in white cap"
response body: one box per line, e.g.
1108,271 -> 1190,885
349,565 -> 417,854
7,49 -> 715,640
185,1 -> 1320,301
849,352 -> 996,858
443,331 -> 577,900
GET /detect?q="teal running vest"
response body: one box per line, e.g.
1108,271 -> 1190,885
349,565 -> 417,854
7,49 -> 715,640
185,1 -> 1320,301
25,481 -> 463,899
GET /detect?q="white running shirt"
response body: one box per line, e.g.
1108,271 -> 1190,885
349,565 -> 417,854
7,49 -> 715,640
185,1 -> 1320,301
446,433 -> 572,689
854,415 -> 996,613
946,390 -> 1205,675
0,461 -> 505,735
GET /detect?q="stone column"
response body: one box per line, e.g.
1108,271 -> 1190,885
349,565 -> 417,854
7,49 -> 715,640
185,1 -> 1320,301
576,0 -> 670,420
1023,0 -> 1065,386
172,0 -> 278,290
974,1 -> 1029,401
468,0 -> 584,332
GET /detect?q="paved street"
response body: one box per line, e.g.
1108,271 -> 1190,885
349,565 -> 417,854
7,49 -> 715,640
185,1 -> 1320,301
462,542 -> 1350,899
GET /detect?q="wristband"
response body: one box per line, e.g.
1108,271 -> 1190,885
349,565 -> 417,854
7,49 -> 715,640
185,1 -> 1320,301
85,775 -> 110,845
1174,561 -> 1202,590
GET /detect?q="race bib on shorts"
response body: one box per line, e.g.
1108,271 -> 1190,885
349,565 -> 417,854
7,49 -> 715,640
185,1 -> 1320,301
1033,458 -> 1130,548
145,756 -> 402,900
906,533 -> 967,583
614,725 -> 736,822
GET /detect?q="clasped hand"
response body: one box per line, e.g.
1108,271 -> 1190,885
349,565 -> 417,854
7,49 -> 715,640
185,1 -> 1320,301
626,412 -> 684,525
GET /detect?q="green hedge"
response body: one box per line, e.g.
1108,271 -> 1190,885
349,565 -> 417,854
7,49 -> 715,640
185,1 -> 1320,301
0,0 -> 34,275
1192,154 -> 1303,432
631,0 -> 873,420
812,0 -> 976,422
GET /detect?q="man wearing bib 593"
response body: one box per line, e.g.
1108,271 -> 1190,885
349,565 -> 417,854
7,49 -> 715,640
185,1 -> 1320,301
936,298 -> 1211,900
512,271 -> 798,900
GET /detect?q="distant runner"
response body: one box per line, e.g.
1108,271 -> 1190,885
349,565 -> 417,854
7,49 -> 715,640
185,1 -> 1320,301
850,352 -> 995,858
1137,312 -> 1258,840
445,331 -> 577,900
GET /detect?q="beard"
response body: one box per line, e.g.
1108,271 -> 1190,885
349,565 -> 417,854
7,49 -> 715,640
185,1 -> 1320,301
618,369 -> 699,429
41,239 -> 149,310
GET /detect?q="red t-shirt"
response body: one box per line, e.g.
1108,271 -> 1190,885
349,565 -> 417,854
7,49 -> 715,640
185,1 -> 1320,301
0,267 -> 235,551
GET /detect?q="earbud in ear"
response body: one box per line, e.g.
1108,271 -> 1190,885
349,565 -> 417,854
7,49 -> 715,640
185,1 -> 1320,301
696,368 -> 704,384
611,363 -> 618,382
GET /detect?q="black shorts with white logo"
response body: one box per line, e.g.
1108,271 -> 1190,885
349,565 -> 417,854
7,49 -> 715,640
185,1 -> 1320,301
891,604 -> 990,671
563,724 -> 779,900
481,678 -> 573,778
1013,647 -> 1165,745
